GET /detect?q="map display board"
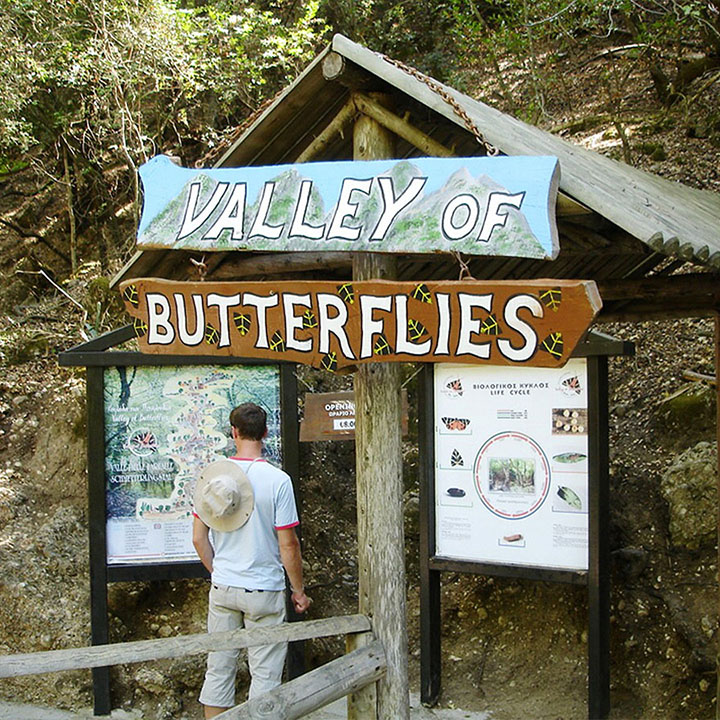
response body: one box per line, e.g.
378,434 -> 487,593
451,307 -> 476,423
434,360 -> 589,571
103,364 -> 281,565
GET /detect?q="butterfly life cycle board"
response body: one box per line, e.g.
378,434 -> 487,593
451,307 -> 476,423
434,360 -> 589,571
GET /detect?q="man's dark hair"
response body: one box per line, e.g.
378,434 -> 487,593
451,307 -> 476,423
230,403 -> 267,441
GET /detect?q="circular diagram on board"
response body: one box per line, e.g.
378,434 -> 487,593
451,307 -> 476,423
127,429 -> 159,457
473,431 -> 550,519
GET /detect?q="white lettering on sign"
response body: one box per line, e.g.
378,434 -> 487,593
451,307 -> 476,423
498,294 -> 543,362
140,290 -> 545,362
175,176 -> 529,247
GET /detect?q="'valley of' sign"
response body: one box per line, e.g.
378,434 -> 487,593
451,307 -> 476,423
137,155 -> 560,259
120,278 -> 601,370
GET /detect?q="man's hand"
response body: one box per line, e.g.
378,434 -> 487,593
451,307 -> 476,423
291,588 -> 312,614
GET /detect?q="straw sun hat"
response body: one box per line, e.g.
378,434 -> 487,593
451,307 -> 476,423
194,459 -> 254,532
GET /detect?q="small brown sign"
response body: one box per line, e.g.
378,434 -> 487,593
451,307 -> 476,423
119,278 -> 601,370
299,391 -> 409,442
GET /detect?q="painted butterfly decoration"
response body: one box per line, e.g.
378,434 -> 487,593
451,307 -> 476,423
442,417 -> 470,431
561,375 -> 582,394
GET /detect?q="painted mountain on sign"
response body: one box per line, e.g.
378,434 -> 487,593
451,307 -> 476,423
137,155 -> 557,258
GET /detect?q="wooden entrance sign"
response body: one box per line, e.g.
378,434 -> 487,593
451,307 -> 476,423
299,391 -> 409,441
135,154 -> 560,260
119,278 -> 601,370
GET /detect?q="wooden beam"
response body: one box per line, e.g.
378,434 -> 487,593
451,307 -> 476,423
597,274 -> 720,304
210,251 -> 354,280
352,95 -> 409,720
0,615 -> 371,678
596,307 -> 716,323
219,640 -> 387,720
295,98 -> 358,163
353,92 -> 454,158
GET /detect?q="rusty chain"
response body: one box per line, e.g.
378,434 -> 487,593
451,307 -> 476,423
380,55 -> 499,157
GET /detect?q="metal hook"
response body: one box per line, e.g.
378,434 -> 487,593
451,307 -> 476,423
190,256 -> 208,281
452,251 -> 475,281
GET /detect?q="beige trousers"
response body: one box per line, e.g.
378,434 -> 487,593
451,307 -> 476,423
199,583 -> 287,708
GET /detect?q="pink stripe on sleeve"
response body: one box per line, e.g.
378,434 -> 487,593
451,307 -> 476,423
275,521 -> 300,530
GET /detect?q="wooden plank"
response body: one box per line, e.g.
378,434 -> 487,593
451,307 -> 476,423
428,556 -> 588,585
107,561 -> 207,584
218,640 -> 386,720
59,325 -> 135,355
597,274 -> 720,302
210,252 -> 354,280
299,390 -> 409,441
331,35 -> 720,259
134,153 -> 560,259
0,615 -> 371,679
0,701 -> 86,719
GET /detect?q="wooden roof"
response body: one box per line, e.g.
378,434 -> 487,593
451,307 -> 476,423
115,34 -> 720,322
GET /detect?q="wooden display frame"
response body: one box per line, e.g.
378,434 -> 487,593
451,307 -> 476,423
59,326 -> 301,715
417,331 -> 633,720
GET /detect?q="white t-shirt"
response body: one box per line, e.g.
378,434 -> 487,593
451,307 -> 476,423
209,457 -> 299,591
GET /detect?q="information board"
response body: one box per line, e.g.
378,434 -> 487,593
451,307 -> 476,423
103,364 -> 281,564
434,360 -> 589,571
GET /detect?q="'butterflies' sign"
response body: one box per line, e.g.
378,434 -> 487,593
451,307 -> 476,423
120,277 -> 601,370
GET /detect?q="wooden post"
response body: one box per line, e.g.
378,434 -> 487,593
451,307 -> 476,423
87,366 -> 111,716
587,356 -> 611,720
419,365 -> 441,706
349,96 -> 410,720
715,311 -> 719,720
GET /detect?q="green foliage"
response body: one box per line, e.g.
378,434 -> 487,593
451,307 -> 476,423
0,0 -> 328,158
318,0 -> 459,77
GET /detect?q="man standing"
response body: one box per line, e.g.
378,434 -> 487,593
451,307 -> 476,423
193,402 -> 311,718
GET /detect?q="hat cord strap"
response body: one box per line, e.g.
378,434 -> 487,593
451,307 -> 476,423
243,457 -> 262,475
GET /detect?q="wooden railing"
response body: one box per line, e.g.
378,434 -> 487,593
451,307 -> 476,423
0,614 -> 385,719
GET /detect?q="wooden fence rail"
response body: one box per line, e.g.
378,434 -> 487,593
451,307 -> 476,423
0,614 -> 371,679
219,641 -> 386,720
